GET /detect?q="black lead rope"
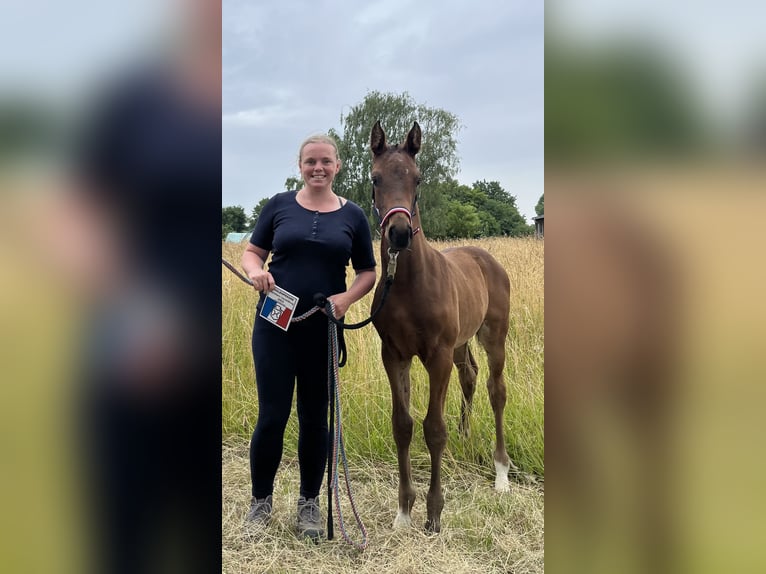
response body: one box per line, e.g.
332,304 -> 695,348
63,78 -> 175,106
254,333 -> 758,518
312,275 -> 393,331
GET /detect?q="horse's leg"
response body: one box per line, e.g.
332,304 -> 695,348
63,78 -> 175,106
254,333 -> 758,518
422,350 -> 453,533
382,347 -> 416,528
477,322 -> 514,492
453,343 -> 478,435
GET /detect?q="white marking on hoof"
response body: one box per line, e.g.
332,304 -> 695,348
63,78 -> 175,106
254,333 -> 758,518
494,460 -> 511,492
393,508 -> 412,528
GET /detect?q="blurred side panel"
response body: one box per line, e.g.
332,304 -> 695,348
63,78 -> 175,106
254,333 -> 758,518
0,1 -> 221,573
545,2 -> 766,573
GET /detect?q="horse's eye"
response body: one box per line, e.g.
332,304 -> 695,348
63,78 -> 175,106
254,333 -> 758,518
372,175 -> 381,186
415,176 -> 422,186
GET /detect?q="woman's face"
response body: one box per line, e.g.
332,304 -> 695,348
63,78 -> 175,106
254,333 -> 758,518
299,143 -> 340,190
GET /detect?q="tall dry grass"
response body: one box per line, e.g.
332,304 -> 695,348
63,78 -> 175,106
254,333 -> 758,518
222,236 -> 544,573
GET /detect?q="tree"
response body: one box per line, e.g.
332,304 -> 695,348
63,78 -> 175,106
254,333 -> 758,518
222,205 -> 248,240
418,179 -> 463,239
404,177 -> 531,238
741,68 -> 766,155
434,178 -> 532,237
477,210 -> 501,237
284,176 -> 303,192
248,197 -> 271,229
0,99 -> 59,162
545,37 -> 710,163
535,193 -> 544,216
444,201 -> 481,238
330,91 -> 462,230
473,179 -> 516,205
489,199 -> 532,236
417,178 -> 531,238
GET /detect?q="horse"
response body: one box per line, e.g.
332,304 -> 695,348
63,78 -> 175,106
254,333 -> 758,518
369,120 -> 513,533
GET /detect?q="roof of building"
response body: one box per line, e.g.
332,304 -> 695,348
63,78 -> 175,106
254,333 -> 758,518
225,232 -> 251,243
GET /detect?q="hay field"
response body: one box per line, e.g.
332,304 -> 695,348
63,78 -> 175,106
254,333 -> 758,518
222,237 -> 544,573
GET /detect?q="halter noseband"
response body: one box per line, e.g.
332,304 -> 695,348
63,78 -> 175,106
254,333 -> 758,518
372,186 -> 421,238
379,206 -> 413,229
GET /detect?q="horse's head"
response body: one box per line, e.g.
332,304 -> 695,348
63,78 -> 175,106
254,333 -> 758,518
370,120 -> 422,251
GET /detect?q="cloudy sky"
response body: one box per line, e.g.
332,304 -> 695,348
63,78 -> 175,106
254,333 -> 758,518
3,0 -> 763,223
222,0 -> 545,222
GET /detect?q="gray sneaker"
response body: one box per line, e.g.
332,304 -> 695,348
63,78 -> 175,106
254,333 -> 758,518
296,496 -> 324,542
245,495 -> 273,526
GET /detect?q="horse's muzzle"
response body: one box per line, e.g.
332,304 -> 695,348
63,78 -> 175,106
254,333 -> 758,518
388,222 -> 412,251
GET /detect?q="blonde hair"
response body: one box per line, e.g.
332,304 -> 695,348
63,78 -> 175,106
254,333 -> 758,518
298,134 -> 340,163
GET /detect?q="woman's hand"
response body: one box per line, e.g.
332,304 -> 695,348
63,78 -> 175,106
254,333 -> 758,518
242,244 -> 273,292
325,269 -> 376,319
248,270 -> 274,293
326,293 -> 351,319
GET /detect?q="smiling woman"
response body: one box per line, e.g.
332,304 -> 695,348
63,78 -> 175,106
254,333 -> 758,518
239,131 -> 377,543
296,135 -> 343,209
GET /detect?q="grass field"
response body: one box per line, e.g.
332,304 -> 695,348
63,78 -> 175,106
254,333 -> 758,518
222,236 -> 544,573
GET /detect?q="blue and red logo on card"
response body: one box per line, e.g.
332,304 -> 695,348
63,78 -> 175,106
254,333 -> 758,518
261,297 -> 293,329
259,285 -> 299,331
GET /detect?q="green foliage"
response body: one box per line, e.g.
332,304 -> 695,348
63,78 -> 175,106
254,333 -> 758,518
330,91 -> 461,230
473,179 -> 517,205
283,176 -> 302,192
478,210 -> 501,237
535,193 -> 544,216
444,201 -> 482,238
546,38 -> 710,163
423,178 -> 533,238
222,205 -> 248,240
248,197 -> 270,230
0,100 -> 59,165
416,189 -> 450,239
742,67 -> 766,154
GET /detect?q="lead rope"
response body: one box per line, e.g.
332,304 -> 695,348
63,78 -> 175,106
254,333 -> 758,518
222,257 -> 393,329
221,258 -> 326,323
327,300 -> 368,550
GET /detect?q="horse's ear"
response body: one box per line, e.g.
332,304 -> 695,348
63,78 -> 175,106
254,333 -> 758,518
371,120 -> 387,157
404,121 -> 421,156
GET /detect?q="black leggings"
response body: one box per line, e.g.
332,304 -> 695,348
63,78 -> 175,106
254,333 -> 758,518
250,312 -> 329,499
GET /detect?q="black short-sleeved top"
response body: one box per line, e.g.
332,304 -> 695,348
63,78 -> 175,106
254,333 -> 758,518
250,191 -> 376,315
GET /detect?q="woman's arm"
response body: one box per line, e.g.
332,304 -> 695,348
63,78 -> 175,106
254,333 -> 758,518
241,243 -> 275,292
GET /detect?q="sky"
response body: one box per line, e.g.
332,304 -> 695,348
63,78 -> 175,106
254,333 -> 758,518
222,0 -> 545,223
2,1 -> 763,220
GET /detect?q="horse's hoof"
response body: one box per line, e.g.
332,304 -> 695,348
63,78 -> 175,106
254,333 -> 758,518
424,519 -> 441,534
494,460 -> 511,492
393,509 -> 412,529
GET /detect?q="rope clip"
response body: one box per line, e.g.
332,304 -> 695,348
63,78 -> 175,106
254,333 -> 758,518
386,248 -> 399,279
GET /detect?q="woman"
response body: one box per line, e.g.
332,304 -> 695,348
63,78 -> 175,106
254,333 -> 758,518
241,135 -> 376,542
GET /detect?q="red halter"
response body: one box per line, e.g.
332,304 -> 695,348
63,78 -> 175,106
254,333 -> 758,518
379,206 -> 421,237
